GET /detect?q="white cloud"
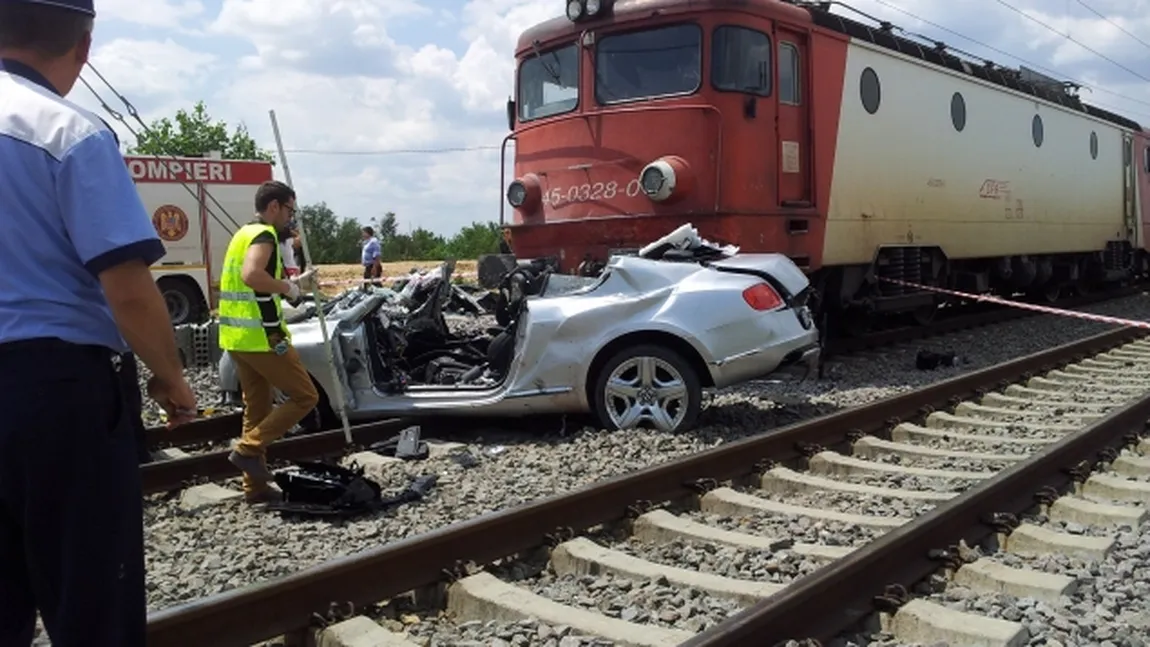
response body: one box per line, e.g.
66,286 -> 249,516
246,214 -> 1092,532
95,0 -> 205,29
216,70 -> 441,151
89,39 -> 216,97
72,0 -> 1150,239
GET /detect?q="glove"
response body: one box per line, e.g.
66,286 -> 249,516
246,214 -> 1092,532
284,279 -> 301,302
296,267 -> 319,292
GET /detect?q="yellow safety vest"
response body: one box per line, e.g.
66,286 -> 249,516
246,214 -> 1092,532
217,222 -> 291,352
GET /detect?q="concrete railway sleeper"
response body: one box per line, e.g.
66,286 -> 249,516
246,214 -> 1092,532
141,325 -> 1150,647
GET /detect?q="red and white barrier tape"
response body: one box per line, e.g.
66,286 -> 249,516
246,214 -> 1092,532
879,277 -> 1150,330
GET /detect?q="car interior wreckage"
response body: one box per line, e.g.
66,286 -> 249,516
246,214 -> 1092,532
219,223 -> 821,512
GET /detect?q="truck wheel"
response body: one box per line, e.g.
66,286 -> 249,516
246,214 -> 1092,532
591,344 -> 701,433
159,278 -> 207,326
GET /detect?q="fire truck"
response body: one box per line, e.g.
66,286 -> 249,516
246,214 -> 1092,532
125,154 -> 275,325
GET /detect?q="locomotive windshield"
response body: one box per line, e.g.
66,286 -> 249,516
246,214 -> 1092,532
712,26 -> 772,96
518,43 -> 579,121
595,24 -> 702,104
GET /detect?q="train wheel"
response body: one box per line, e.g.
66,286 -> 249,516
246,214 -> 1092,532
911,304 -> 937,327
837,309 -> 875,338
1039,283 -> 1062,303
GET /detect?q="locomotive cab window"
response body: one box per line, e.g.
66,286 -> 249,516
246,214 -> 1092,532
595,24 -> 702,104
518,43 -> 579,122
711,26 -> 771,96
779,42 -> 800,104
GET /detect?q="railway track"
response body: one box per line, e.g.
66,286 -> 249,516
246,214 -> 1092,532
143,324 -> 1150,646
143,284 -> 1145,454
137,285 -> 1146,498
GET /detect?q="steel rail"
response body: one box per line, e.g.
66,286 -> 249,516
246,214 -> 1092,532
145,325 -> 1145,647
140,417 -> 414,495
682,354 -> 1150,644
145,412 -> 242,450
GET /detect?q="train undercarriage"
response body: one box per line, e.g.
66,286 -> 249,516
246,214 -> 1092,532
810,241 -> 1148,337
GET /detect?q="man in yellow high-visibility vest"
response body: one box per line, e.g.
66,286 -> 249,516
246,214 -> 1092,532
218,180 -> 319,503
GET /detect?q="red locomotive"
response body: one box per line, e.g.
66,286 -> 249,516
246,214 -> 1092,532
495,0 -> 1150,334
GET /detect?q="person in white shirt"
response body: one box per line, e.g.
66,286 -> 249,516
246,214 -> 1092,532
279,221 -> 300,278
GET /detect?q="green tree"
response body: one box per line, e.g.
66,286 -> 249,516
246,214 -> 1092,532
297,201 -> 507,266
129,101 -> 274,162
299,203 -> 356,264
445,221 -> 502,259
376,212 -> 399,240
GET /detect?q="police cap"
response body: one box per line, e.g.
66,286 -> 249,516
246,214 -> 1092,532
0,0 -> 95,16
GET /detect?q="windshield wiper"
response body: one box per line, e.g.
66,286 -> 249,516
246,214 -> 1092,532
531,39 -> 563,84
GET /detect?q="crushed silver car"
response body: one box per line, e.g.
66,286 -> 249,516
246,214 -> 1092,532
218,224 -> 821,434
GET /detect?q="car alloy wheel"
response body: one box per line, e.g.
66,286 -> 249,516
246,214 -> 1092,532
595,344 -> 701,433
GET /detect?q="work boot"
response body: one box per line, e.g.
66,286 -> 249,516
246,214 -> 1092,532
228,450 -> 275,483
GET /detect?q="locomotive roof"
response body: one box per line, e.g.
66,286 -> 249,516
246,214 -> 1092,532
801,3 -> 1143,131
516,0 -> 812,52
516,0 -> 1142,132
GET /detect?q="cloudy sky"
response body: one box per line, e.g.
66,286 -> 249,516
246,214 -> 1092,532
72,0 -> 1150,237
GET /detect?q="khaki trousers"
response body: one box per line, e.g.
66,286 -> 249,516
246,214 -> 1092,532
231,345 -> 319,494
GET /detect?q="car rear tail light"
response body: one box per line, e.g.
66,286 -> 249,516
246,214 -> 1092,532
742,283 -> 783,311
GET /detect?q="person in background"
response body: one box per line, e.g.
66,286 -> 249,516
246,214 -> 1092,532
290,220 -> 306,272
280,221 -> 300,278
217,180 -> 320,504
0,1 -> 198,645
361,225 -> 382,287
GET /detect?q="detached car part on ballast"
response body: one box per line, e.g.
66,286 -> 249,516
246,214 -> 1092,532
269,460 -> 437,518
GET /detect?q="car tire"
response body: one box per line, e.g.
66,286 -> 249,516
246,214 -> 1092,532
592,344 -> 701,433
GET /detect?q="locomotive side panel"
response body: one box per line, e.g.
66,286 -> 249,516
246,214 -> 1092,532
822,40 -> 1129,267
1139,131 -> 1150,251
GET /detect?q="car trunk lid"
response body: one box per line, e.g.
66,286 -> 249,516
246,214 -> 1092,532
708,253 -> 810,301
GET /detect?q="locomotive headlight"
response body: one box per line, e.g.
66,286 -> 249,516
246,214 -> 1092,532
585,0 -> 601,15
566,0 -> 583,21
506,174 -> 542,213
639,159 -> 676,202
640,166 -> 665,193
507,180 -> 528,208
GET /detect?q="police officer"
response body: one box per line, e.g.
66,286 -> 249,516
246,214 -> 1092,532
219,181 -> 319,503
0,1 -> 198,646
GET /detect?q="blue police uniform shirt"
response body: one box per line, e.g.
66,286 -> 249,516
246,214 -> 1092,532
0,0 -> 95,16
0,59 -> 165,352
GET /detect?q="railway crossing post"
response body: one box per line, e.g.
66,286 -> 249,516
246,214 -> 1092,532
268,109 -> 354,445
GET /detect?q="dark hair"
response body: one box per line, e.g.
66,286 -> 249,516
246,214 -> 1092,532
362,226 -> 374,236
254,181 -> 295,213
0,4 -> 93,58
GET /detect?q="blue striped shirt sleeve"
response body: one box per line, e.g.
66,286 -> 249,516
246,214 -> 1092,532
55,130 -> 166,275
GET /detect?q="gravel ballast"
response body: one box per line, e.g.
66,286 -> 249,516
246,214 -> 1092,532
684,508 -> 883,546
610,536 -> 826,584
524,571 -> 743,632
140,294 -> 1150,614
835,498 -> 1150,647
